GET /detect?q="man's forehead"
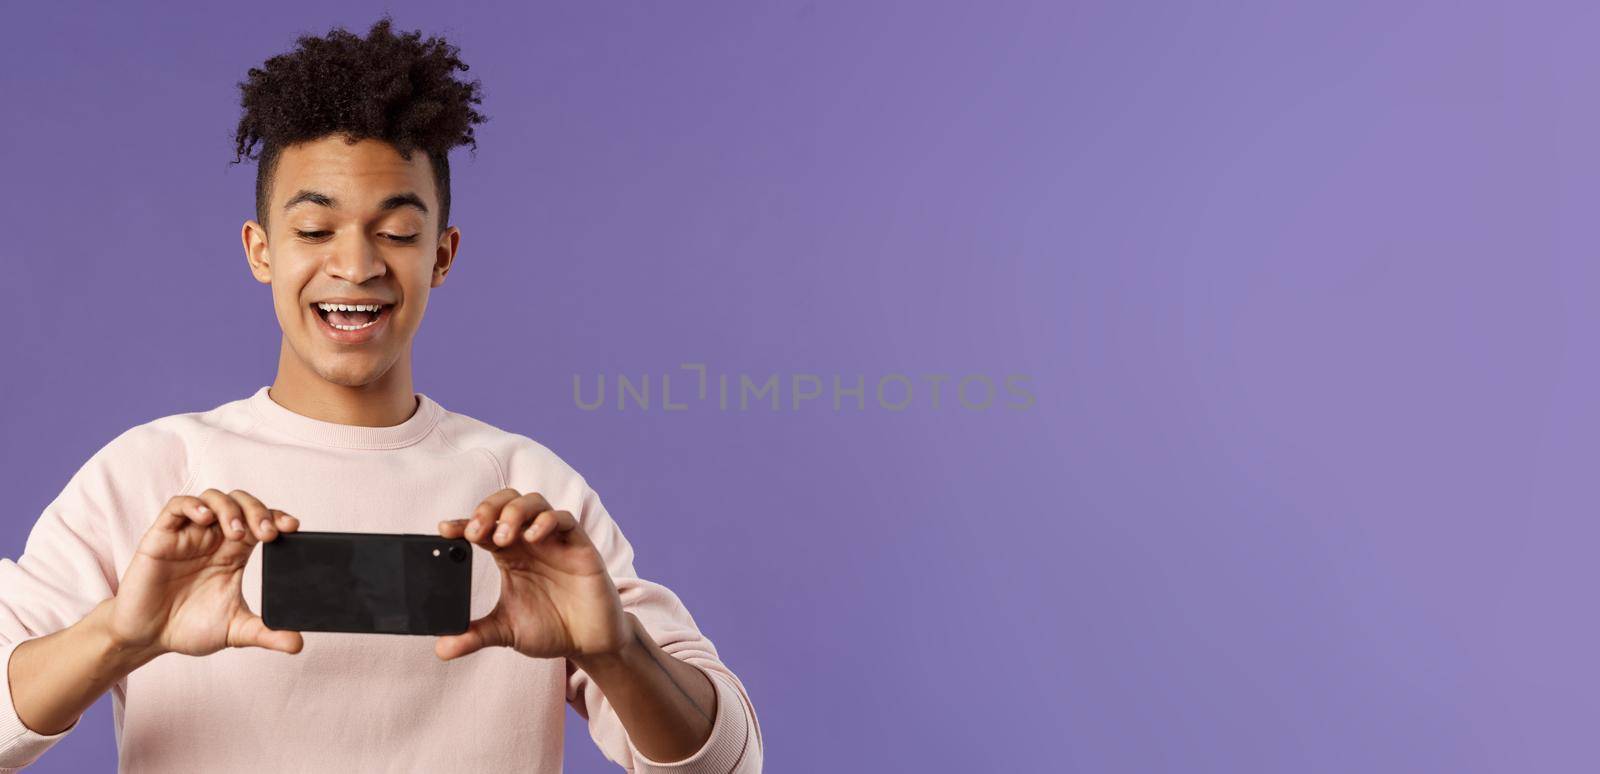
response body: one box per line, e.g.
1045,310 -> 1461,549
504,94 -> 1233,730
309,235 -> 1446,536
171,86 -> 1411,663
274,138 -> 434,209
281,187 -> 430,218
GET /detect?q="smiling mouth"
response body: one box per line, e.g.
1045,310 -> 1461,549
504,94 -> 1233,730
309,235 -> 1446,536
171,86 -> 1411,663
311,303 -> 394,331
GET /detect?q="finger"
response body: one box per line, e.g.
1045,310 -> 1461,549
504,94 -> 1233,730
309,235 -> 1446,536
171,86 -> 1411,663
494,494 -> 550,547
465,489 -> 523,546
230,612 -> 304,655
438,518 -> 470,538
434,614 -> 508,661
229,490 -> 277,542
272,510 -> 300,533
156,495 -> 215,531
523,509 -> 579,544
198,488 -> 250,542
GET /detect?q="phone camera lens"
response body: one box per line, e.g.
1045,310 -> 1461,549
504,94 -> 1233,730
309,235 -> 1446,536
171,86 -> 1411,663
448,545 -> 468,562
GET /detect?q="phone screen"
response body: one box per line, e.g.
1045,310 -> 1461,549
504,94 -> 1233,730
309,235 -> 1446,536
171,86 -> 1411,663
262,531 -> 472,635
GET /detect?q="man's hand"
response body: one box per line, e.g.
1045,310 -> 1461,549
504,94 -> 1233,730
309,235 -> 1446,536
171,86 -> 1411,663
107,488 -> 304,661
434,488 -> 630,662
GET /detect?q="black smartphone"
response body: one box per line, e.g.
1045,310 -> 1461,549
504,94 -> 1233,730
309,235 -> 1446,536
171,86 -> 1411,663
262,531 -> 472,635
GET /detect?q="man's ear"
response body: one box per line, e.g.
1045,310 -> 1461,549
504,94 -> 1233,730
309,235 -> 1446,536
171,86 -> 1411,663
243,220 -> 272,284
431,225 -> 461,288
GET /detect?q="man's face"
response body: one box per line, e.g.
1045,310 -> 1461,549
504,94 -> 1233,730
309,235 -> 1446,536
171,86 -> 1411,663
243,135 -> 459,388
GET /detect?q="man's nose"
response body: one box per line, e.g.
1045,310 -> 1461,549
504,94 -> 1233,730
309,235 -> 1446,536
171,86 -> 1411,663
323,233 -> 388,284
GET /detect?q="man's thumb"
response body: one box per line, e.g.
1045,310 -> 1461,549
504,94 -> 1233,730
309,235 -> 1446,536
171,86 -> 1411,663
435,616 -> 504,661
232,614 -> 305,654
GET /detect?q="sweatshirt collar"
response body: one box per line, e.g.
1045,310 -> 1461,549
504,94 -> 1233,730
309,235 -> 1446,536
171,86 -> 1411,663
246,385 -> 444,450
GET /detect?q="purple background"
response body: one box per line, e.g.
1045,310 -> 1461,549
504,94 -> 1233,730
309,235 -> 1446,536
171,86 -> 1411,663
1,1 -> 1591,771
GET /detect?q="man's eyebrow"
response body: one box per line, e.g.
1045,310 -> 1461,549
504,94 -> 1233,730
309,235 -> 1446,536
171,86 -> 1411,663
282,189 -> 429,215
282,189 -> 334,212
378,192 -> 429,215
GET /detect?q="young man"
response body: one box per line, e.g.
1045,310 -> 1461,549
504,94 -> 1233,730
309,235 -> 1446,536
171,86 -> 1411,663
0,18 -> 761,773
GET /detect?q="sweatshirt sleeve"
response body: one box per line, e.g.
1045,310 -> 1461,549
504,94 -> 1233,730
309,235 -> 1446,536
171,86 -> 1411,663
0,422 -> 189,771
563,480 -> 764,773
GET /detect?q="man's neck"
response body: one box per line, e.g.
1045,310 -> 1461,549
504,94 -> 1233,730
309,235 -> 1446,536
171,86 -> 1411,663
268,341 -> 419,427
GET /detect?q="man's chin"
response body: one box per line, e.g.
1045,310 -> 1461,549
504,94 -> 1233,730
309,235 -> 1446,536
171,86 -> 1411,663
312,356 -> 393,389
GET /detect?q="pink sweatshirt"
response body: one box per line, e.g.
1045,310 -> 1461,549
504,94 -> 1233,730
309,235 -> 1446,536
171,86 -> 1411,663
0,387 -> 763,772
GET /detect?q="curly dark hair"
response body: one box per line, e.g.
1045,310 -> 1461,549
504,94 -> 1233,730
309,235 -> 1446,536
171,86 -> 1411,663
230,15 -> 488,237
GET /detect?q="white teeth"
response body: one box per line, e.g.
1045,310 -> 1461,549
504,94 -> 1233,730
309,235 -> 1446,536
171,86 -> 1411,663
314,301 -> 385,332
327,318 -> 380,331
316,302 -> 384,313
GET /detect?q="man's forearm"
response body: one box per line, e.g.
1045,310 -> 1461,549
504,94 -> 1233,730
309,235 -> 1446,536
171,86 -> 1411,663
8,598 -> 156,736
569,612 -> 719,763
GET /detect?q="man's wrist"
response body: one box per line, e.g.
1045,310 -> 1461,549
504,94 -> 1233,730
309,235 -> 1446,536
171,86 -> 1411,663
84,599 -> 163,675
569,612 -> 644,676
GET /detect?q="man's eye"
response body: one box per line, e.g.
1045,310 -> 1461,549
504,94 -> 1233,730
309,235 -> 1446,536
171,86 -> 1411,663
294,230 -> 416,243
